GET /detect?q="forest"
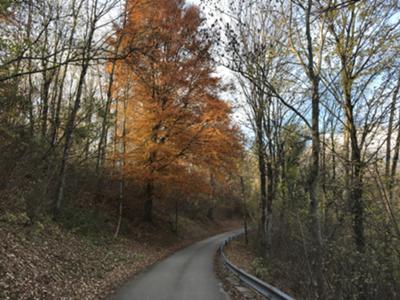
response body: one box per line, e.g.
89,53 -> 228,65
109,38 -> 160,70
0,0 -> 399,299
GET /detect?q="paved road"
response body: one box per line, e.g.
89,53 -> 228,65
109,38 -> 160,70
108,230 -> 239,300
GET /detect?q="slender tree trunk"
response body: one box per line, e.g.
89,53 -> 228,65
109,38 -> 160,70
305,1 -> 324,297
54,66 -> 89,217
114,186 -> 123,238
96,46 -> 121,172
49,66 -> 61,138
50,1 -> 80,147
50,65 -> 68,147
45,28 -> 61,143
96,6 -> 128,172
331,129 -> 336,181
263,101 -> 275,250
279,140 -> 288,217
309,75 -> 325,300
240,176 -> 248,245
256,113 -> 267,251
343,119 -> 351,206
321,125 -> 327,227
54,16 -> 97,218
386,76 -> 400,177
144,180 -> 154,222
207,172 -> 216,220
350,128 -> 365,253
26,0 -> 35,135
306,2 -> 322,247
41,73 -> 51,138
40,23 -> 52,139
114,93 -> 127,238
343,77 -> 365,253
84,90 -> 94,161
144,136 -> 157,222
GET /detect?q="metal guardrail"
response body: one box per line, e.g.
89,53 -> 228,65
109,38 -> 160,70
220,232 -> 295,300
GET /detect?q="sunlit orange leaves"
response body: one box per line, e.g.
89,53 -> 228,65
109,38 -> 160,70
112,0 -> 243,208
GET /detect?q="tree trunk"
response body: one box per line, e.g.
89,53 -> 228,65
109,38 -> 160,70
40,71 -> 51,139
144,181 -> 154,222
50,65 -> 68,147
84,90 -> 94,161
26,0 -> 35,135
305,1 -> 324,296
266,157 -> 273,248
386,75 -> 400,178
240,176 -> 248,245
207,171 -> 216,220
343,78 -> 365,253
263,101 -> 275,250
352,158 -> 365,252
114,179 -> 124,238
54,18 -> 97,218
40,23 -> 52,139
96,8 -> 128,172
256,114 -> 268,250
115,93 -> 127,238
96,41 -> 122,173
50,2 -> 80,147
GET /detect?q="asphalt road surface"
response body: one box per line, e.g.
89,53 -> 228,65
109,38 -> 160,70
108,230 -> 239,300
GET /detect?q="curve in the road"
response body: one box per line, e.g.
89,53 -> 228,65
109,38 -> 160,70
108,230 -> 239,300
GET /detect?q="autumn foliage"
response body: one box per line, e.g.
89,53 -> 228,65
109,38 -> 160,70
113,0 -> 242,221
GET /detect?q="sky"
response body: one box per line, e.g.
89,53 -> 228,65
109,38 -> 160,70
186,0 -> 251,132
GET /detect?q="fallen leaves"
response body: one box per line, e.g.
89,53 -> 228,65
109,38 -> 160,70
0,218 -> 239,299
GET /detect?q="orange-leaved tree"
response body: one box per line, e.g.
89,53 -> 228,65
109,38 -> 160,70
113,0 -> 242,222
